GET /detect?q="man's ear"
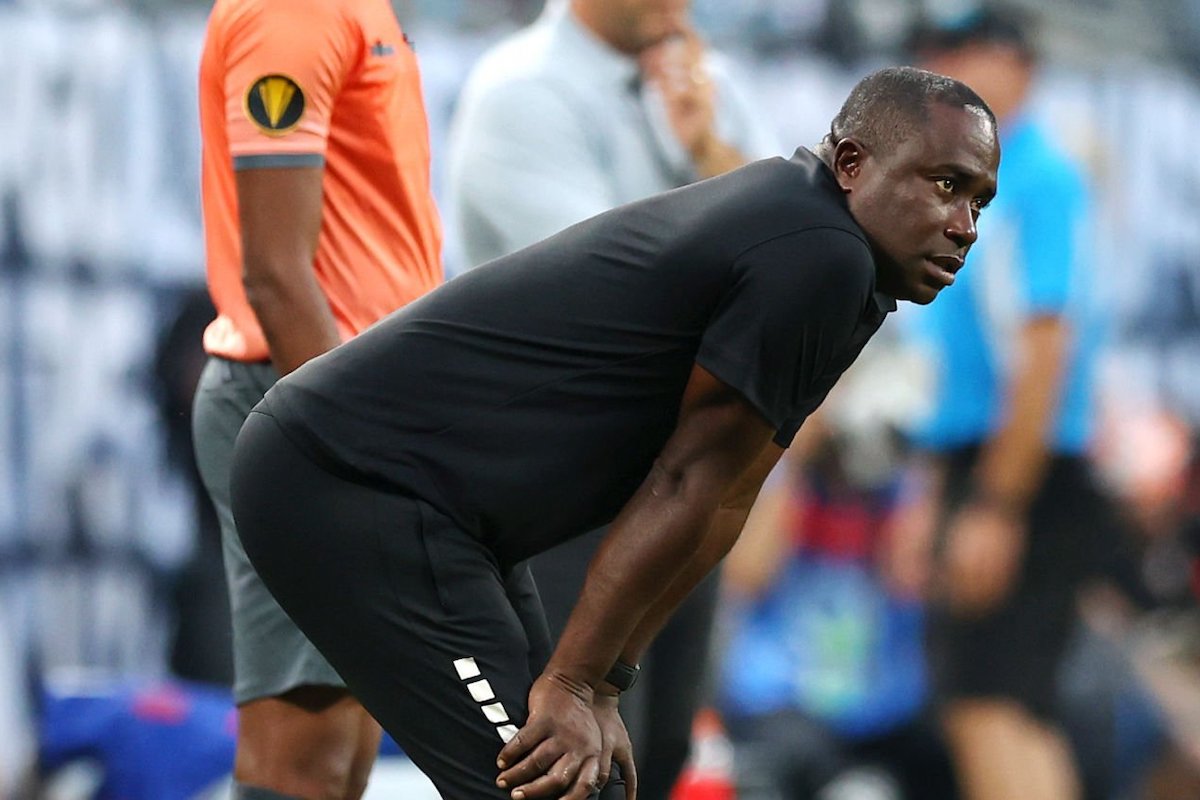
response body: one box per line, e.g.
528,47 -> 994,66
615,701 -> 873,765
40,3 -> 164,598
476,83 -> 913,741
831,138 -> 868,193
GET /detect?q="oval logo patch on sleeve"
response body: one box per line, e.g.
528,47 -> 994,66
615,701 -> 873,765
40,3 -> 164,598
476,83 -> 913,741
244,74 -> 306,136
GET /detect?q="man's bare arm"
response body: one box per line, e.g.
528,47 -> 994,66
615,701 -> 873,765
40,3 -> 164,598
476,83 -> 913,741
493,366 -> 778,799
547,365 -> 777,689
236,166 -> 340,375
613,439 -> 782,671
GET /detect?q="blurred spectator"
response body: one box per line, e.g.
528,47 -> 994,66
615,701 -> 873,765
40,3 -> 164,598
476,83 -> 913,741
717,338 -> 957,800
33,673 -> 444,799
905,7 -> 1113,799
37,675 -> 236,800
447,0 -> 779,268
446,1 -> 777,795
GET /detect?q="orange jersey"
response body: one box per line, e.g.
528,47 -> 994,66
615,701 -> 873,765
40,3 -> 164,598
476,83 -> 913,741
199,0 -> 442,361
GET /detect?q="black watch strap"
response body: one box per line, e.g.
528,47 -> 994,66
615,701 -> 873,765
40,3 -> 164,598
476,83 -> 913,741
603,659 -> 641,692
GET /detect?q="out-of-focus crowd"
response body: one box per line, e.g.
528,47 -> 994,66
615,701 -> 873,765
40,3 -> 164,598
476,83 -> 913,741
4,0 -> 1200,798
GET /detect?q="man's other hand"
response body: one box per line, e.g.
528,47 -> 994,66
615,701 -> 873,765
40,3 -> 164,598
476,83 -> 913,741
942,502 -> 1027,617
593,691 -> 636,799
496,673 -> 603,799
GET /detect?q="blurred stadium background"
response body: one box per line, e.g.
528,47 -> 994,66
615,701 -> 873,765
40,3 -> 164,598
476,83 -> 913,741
4,0 -> 1200,797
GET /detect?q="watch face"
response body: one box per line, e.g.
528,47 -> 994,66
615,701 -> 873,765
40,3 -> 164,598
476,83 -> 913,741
606,660 -> 640,691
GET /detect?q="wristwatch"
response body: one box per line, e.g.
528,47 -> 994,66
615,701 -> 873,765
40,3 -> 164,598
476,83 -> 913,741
603,659 -> 641,692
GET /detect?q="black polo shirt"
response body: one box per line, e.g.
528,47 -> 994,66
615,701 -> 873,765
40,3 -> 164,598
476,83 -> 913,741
265,148 -> 894,562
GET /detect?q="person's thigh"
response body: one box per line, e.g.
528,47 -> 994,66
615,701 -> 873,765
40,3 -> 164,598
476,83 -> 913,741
232,411 -> 552,799
191,358 -> 344,702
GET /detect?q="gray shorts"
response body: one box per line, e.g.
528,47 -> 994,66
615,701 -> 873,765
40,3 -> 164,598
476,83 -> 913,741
192,356 -> 344,704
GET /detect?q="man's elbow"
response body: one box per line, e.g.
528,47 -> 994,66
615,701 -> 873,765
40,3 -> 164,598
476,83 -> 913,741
719,484 -> 761,514
242,274 -> 287,316
645,456 -> 741,517
241,254 -> 305,308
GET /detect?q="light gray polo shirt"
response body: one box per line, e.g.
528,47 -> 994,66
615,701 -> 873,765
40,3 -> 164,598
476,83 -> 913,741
447,1 -> 780,270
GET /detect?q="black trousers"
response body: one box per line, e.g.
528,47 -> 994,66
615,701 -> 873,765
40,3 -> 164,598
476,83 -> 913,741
232,410 -> 625,799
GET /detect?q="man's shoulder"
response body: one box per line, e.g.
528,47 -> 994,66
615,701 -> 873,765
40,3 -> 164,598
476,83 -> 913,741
206,0 -> 357,51
736,160 -> 874,283
210,0 -> 353,24
679,161 -> 874,286
726,153 -> 865,237
739,224 -> 873,278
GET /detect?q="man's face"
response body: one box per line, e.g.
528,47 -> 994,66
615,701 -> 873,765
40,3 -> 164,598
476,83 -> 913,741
608,0 -> 690,53
838,103 -> 999,304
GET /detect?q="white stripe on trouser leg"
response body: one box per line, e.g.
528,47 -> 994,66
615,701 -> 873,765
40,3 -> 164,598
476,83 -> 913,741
468,679 -> 495,702
453,657 -> 481,680
481,702 -> 509,723
451,657 -> 518,741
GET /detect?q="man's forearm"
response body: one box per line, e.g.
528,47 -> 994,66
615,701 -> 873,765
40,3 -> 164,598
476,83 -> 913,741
613,440 -> 780,669
616,502 -> 752,669
540,365 -> 777,695
544,462 -> 724,693
236,166 -> 335,375
245,261 -> 341,375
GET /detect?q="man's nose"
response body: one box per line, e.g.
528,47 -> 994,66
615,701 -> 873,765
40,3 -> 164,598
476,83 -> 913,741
945,203 -> 978,249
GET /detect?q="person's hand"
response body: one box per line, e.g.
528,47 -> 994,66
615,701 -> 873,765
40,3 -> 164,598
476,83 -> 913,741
496,672 -> 603,799
878,492 -> 938,601
593,691 -> 637,799
639,27 -> 716,159
941,500 -> 1027,617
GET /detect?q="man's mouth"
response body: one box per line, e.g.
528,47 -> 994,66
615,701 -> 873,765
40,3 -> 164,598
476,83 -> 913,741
927,254 -> 964,287
929,254 -> 965,272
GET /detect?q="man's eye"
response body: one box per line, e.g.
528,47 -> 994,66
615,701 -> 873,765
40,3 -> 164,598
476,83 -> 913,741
935,178 -> 956,193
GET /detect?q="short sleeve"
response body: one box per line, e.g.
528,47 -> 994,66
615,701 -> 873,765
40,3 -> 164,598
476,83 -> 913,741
1016,157 -> 1087,314
221,0 -> 359,168
696,228 -> 874,444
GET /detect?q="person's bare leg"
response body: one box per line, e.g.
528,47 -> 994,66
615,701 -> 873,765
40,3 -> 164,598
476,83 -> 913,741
235,686 -> 382,800
1022,713 -> 1081,800
943,699 -> 1080,800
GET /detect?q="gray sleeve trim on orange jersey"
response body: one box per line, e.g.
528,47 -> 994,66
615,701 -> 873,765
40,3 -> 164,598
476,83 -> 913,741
233,153 -> 325,170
